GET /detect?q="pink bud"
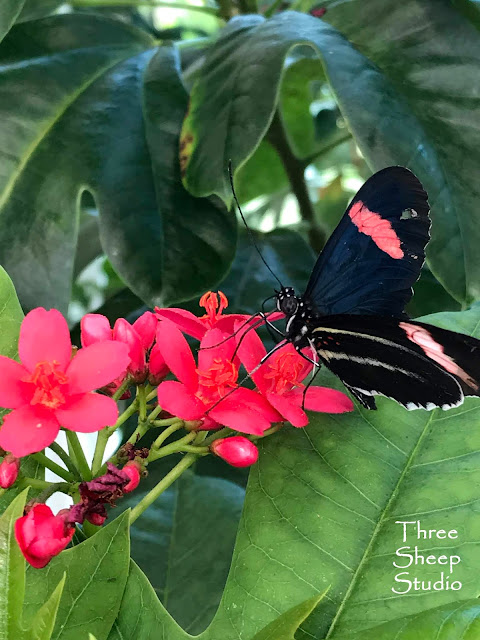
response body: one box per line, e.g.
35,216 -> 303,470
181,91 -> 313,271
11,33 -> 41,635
113,319 -> 146,381
80,313 -> 112,347
310,6 -> 326,17
148,344 -> 169,384
15,504 -> 75,568
211,436 -> 258,468
133,312 -> 157,351
122,461 -> 141,493
87,512 -> 107,526
0,454 -> 20,488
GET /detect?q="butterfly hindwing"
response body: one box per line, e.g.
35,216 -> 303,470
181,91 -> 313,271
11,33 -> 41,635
304,167 -> 430,316
311,315 -> 480,410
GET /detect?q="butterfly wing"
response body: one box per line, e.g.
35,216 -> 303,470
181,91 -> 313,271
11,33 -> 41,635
304,167 -> 430,316
311,315 -> 480,410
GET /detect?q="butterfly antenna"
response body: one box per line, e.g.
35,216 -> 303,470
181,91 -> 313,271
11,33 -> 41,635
228,160 -> 284,289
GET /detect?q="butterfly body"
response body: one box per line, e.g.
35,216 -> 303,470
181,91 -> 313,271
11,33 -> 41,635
274,167 -> 480,411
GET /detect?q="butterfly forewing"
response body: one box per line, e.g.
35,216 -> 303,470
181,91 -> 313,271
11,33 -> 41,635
304,167 -> 430,316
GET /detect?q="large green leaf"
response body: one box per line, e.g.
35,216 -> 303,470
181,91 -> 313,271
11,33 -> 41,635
16,0 -> 62,22
120,466 -> 244,634
182,9 -> 480,305
24,575 -> 66,640
196,305 -> 480,639
0,19 -> 233,311
252,592 -> 327,640
0,0 -> 24,43
331,599 -> 480,639
0,490 -> 28,639
23,511 -> 130,640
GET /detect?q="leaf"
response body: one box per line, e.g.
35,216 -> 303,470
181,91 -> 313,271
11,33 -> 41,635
182,9 -> 480,304
107,561 -> 190,640
317,0 -> 480,304
16,0 -> 63,22
23,511 -> 130,640
0,490 -> 28,640
0,21 -> 233,312
24,575 -> 66,640
198,306 -> 480,639
252,592 -> 328,640
330,599 -> 480,640
120,466 -> 244,634
0,266 -> 24,360
235,140 -> 288,205
0,0 -> 24,43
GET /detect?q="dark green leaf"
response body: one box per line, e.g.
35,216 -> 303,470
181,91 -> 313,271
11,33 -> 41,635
235,141 -> 288,205
107,561 -> 190,640
24,575 -> 66,640
0,0 -> 24,42
330,599 -> 480,639
121,466 -> 244,634
23,511 -> 130,640
252,592 -> 327,640
16,0 -> 62,22
0,490 -> 28,639
198,306 -> 480,639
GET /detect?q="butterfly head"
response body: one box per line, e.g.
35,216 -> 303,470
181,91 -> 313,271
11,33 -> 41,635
276,287 -> 299,316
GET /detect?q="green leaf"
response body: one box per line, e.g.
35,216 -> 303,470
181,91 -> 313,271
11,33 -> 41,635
107,561 -> 190,640
0,0 -> 24,43
120,466 -> 244,635
24,575 -> 66,640
0,266 -> 24,360
330,599 -> 480,639
139,45 -> 235,306
317,0 -> 480,304
0,490 -> 28,640
23,511 -> 130,640
198,306 -> 480,639
252,592 -> 328,640
16,0 -> 63,22
235,140 -> 288,205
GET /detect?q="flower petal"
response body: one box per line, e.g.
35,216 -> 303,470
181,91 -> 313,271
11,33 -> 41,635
155,320 -> 198,392
0,406 -> 59,456
157,381 -> 205,420
303,386 -> 354,413
198,328 -> 236,371
66,341 -> 130,394
0,356 -> 31,408
80,314 -> 112,347
19,308 -> 72,372
113,319 -> 145,375
234,321 -> 269,391
224,387 -> 282,422
132,312 -> 157,350
55,393 -> 119,432
209,400 -> 270,435
266,391 -> 308,427
155,308 -> 206,340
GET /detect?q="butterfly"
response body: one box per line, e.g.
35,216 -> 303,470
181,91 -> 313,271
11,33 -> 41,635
265,166 -> 480,411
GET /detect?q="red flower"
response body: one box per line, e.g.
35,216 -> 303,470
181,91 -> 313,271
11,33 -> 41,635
0,308 -> 130,457
155,291 -> 268,340
122,461 -> 141,493
15,504 -> 75,568
156,320 -> 279,435
211,436 -> 259,467
0,454 -> 20,488
235,324 -> 354,427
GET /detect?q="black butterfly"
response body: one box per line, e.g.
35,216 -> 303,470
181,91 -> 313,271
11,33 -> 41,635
266,166 -> 480,411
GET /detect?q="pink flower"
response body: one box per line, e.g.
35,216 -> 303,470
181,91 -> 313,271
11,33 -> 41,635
132,312 -> 157,350
122,461 -> 141,493
155,290 -> 268,340
0,454 -> 20,488
211,436 -> 259,467
0,308 -> 130,457
15,504 -> 75,568
148,344 -> 169,385
235,324 -> 354,427
156,321 -> 279,435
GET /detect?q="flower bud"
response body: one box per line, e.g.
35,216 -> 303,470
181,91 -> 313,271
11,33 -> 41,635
113,319 -> 146,382
80,313 -> 112,347
148,343 -> 169,385
133,312 -> 157,351
86,512 -> 107,527
15,504 -> 75,568
211,436 -> 258,468
122,461 -> 142,493
0,454 -> 20,488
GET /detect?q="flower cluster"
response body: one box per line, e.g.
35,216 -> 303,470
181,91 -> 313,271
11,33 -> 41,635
0,291 -> 353,570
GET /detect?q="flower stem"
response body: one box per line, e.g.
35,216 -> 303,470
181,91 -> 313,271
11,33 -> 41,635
66,432 -> 92,480
147,405 -> 165,423
203,427 -> 232,446
48,442 -> 82,480
18,477 -> 51,491
31,452 -> 76,482
130,453 -> 197,524
149,432 -> 198,461
91,430 -> 110,477
137,385 -> 147,422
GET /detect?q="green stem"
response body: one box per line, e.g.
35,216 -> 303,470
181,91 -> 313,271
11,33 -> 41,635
149,432 -> 198,461
263,0 -> 283,17
147,405 -> 165,423
137,385 -> 147,422
31,452 -> 76,482
48,442 -> 82,480
249,423 -> 283,440
91,430 -> 109,477
203,427 -> 232,446
107,399 -> 140,436
130,454 -> 197,524
18,477 -> 51,491
71,0 -> 219,14
66,432 -> 92,480
153,422 -> 186,449
113,378 -> 132,401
